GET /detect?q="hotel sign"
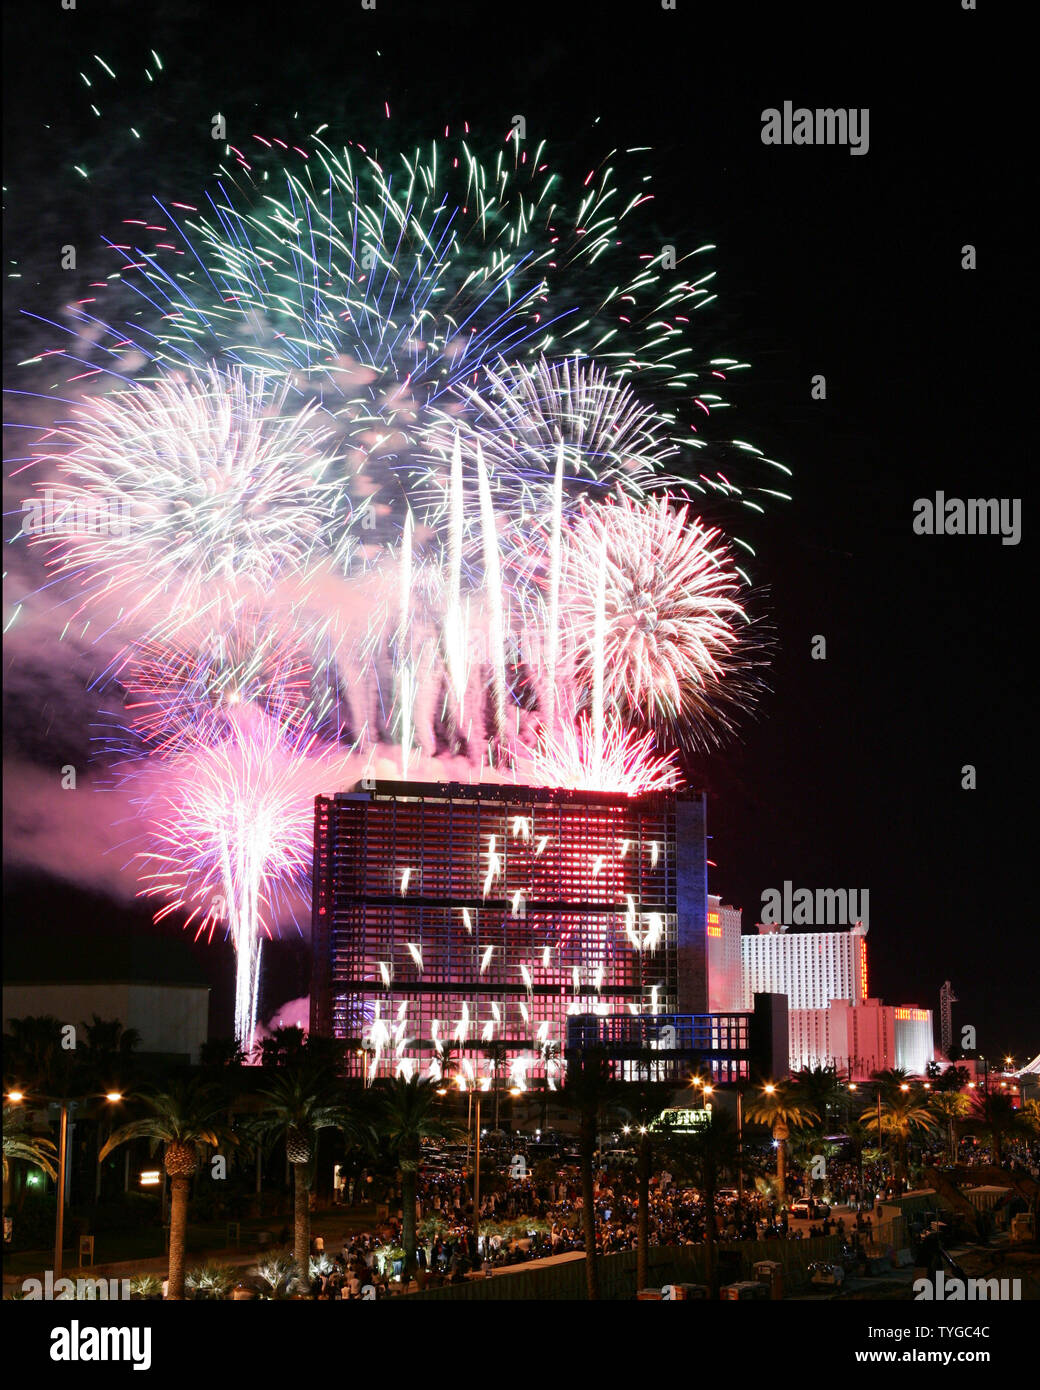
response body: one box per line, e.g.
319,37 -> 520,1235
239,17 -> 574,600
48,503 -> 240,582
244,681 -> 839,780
652,1106 -> 712,1133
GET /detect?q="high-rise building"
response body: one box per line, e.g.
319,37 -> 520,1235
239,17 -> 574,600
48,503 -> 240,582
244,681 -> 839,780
706,893 -> 743,1013
740,921 -> 869,1012
738,922 -> 933,1077
310,781 -> 709,1083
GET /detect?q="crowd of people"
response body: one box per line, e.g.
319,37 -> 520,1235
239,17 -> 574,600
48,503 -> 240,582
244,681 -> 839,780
304,1132 -> 1040,1292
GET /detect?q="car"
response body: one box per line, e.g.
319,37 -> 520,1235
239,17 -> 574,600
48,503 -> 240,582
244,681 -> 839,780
790,1198 -> 830,1219
808,1261 -> 844,1288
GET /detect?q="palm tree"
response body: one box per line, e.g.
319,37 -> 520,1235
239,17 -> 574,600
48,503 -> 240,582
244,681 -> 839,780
743,1082 -> 819,1204
615,1074 -> 675,1293
75,1016 -> 142,1202
673,1112 -> 740,1297
255,1064 -> 357,1279
99,1081 -> 234,1299
372,1076 -> 464,1281
561,1047 -> 619,1300
965,1090 -> 1034,1166
792,1065 -> 845,1132
927,1062 -> 971,1093
861,1089 -> 936,1184
3,1102 -> 58,1184
78,1015 -> 142,1059
929,1091 -> 971,1164
789,1132 -> 840,1197
3,1015 -> 78,1093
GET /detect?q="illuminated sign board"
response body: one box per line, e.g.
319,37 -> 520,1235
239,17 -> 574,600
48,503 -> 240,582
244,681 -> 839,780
651,1106 -> 712,1134
859,938 -> 868,1002
894,1007 -> 929,1022
707,911 -> 721,938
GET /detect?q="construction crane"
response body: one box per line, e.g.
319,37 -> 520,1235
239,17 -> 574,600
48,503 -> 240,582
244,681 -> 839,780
940,980 -> 958,1057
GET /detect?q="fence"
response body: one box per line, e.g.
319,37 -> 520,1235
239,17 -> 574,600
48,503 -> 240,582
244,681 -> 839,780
403,1235 -> 845,1301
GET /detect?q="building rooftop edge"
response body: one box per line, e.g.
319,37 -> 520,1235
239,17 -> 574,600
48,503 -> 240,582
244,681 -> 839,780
320,780 -> 705,805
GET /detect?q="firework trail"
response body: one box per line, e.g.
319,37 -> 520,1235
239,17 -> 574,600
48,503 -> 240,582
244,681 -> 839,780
557,490 -> 749,747
528,712 -> 681,796
26,365 -> 351,642
132,705 -> 351,1048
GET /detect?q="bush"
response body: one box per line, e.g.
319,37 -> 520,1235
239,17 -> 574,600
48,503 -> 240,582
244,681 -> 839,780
186,1262 -> 237,1299
129,1274 -> 164,1300
250,1250 -> 306,1299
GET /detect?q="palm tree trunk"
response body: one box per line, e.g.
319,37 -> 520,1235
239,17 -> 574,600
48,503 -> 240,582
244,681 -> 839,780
166,1176 -> 190,1300
775,1127 -> 786,1203
401,1160 -> 418,1279
636,1135 -> 650,1292
580,1109 -> 599,1300
293,1162 -> 310,1278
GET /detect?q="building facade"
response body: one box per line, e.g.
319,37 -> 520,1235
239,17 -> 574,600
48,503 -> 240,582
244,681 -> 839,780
740,921 -> 869,1011
311,781 -> 709,1085
706,893 -> 744,1013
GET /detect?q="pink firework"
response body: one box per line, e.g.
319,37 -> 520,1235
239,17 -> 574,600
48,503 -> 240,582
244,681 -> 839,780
133,705 -> 350,1047
559,491 -> 748,743
529,711 -> 681,795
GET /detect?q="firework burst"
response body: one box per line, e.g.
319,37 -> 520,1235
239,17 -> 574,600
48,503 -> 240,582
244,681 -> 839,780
559,490 -> 749,744
528,711 -> 681,795
28,365 -> 350,639
132,705 -> 350,1047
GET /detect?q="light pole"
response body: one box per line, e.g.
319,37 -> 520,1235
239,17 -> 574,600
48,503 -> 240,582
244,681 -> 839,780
53,1100 -> 72,1280
736,1087 -> 744,1202
472,1090 -> 482,1250
8,1089 -> 122,1282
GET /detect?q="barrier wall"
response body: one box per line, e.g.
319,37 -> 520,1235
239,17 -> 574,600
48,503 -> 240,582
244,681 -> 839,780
403,1236 -> 845,1301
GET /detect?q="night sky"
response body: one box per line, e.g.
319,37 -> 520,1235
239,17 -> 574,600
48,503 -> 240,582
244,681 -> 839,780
3,3 -> 1031,1053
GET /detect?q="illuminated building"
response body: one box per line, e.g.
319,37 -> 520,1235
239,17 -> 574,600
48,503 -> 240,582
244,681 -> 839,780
737,922 -> 933,1077
740,921 -> 869,1010
706,893 -> 743,1013
310,781 -> 709,1084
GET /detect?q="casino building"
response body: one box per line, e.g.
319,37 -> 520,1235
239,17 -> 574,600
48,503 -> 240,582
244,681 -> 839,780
309,780 -> 787,1086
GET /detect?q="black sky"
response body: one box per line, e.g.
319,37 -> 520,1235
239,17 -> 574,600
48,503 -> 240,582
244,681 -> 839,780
3,2 -> 1032,1053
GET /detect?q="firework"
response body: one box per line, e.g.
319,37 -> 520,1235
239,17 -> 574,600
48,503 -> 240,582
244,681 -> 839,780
132,705 -> 349,1047
558,491 -> 749,745
117,610 -> 333,755
528,711 -> 681,796
420,356 -> 676,527
9,115 -> 787,1058
29,365 -> 350,641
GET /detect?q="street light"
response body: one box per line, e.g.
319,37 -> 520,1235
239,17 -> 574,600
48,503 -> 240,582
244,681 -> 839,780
7,1088 -> 122,1281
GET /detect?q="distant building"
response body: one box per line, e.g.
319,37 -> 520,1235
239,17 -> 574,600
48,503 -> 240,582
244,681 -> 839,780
706,894 -> 744,1013
3,983 -> 209,1065
3,932 -> 210,1064
732,920 -> 932,1077
740,920 -> 869,1011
